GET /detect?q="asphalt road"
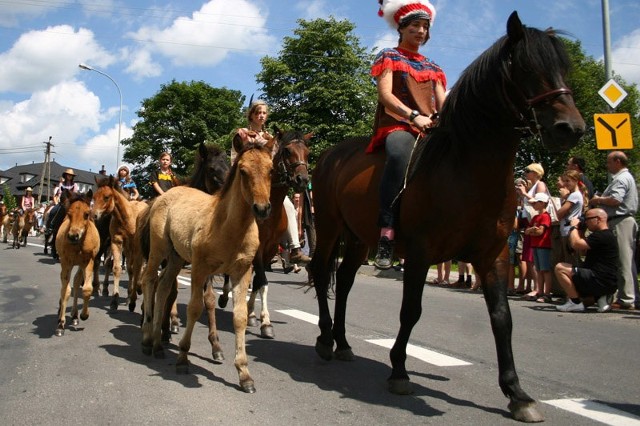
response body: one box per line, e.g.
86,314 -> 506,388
1,237 -> 639,425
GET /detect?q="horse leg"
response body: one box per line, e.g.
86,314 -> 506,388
332,239 -> 369,361
70,268 -> 82,327
230,269 -> 255,393
311,227 -> 342,361
127,252 -> 143,312
140,262 -> 158,355
103,253 -> 113,297
160,279 -> 179,343
218,274 -> 231,308
110,239 -> 124,311
79,259 -> 94,322
388,255 -> 430,395
152,256 -> 182,358
176,262 -> 206,374
204,276 -> 224,362
251,258 -> 273,338
55,264 -> 72,336
480,258 -> 544,422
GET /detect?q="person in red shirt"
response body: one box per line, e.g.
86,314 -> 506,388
524,192 -> 553,303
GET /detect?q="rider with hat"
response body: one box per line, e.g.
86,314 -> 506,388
45,168 -> 79,237
371,0 -> 447,269
20,187 -> 35,215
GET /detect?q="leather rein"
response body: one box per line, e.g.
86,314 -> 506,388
272,138 -> 309,187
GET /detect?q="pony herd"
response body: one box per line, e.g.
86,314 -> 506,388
1,204 -> 37,249
38,13 -> 586,422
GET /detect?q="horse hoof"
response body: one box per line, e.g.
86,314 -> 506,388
509,401 -> 545,423
55,328 -> 65,337
334,348 -> 355,361
72,318 -> 79,326
128,301 -> 136,313
102,289 -> 109,297
315,338 -> 334,361
212,351 -> 225,363
260,325 -> 275,339
176,362 -> 190,374
141,344 -> 152,356
218,295 -> 228,309
110,300 -> 118,311
241,381 -> 256,394
80,313 -> 88,321
247,317 -> 259,327
136,287 -> 142,295
170,324 -> 179,334
388,378 -> 413,395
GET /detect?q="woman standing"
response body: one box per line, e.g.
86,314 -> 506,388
371,0 -> 447,269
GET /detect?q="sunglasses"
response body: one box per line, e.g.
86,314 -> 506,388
524,168 -> 532,173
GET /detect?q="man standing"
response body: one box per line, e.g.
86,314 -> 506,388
554,209 -> 619,312
590,151 -> 638,309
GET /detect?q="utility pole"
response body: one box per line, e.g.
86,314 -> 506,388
36,136 -> 53,206
602,0 -> 613,80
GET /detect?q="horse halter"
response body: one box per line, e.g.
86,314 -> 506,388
518,87 -> 573,140
273,139 -> 309,187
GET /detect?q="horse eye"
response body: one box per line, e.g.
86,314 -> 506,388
84,212 -> 89,220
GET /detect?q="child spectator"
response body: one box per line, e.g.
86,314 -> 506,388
524,192 -> 553,303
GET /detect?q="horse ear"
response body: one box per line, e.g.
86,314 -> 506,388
86,189 -> 93,202
198,142 -> 207,159
303,132 -> 314,142
263,133 -> 276,153
272,125 -> 284,139
506,11 -> 524,43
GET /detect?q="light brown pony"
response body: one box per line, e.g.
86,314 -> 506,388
219,129 -> 311,339
140,141 -> 273,393
0,203 -> 8,242
92,175 -> 148,311
55,191 -> 100,336
10,209 -> 26,249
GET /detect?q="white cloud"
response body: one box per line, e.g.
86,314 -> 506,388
0,25 -> 116,93
121,47 -> 163,80
126,0 -> 276,74
295,0 -> 329,19
0,2 -> 48,27
610,28 -> 640,86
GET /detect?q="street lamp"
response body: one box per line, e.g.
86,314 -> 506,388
78,63 -> 123,171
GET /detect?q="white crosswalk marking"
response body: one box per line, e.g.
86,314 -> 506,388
276,309 -> 318,324
366,338 -> 472,367
543,398 -> 640,425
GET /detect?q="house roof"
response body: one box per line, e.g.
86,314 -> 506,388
0,161 -> 107,202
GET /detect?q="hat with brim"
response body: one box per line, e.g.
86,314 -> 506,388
26,187 -> 33,192
528,192 -> 549,204
62,168 -> 76,177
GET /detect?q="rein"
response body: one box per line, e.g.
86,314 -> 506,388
273,139 -> 309,187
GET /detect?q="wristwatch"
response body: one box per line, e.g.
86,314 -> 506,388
408,110 -> 420,122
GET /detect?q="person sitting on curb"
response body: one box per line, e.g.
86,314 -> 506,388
554,208 -> 619,312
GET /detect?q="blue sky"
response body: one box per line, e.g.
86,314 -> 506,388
1,0 -> 639,174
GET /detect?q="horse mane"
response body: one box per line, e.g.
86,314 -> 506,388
408,24 -> 570,180
221,142 -> 271,198
96,174 -> 129,197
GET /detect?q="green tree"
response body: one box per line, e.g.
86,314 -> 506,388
2,184 -> 17,210
516,38 -> 639,193
121,80 -> 245,198
256,17 -> 377,164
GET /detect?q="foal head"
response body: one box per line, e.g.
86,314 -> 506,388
224,142 -> 274,221
92,175 -> 124,220
191,142 -> 230,194
272,127 -> 311,193
63,191 -> 93,244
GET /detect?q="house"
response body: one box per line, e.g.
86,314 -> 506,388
0,161 -> 107,204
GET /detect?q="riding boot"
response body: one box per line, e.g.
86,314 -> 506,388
374,237 -> 394,270
290,247 -> 311,265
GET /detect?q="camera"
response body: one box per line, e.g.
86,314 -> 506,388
565,217 -> 586,231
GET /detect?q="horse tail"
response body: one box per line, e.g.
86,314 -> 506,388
138,201 -> 154,261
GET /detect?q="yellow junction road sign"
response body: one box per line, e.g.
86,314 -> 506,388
594,113 -> 634,150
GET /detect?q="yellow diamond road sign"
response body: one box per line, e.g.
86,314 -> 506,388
594,113 -> 633,150
598,79 -> 627,109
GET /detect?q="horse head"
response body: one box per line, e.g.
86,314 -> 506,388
503,11 -> 585,151
227,143 -> 273,221
195,142 -> 230,194
64,190 -> 93,244
92,175 -> 121,220
272,126 -> 311,193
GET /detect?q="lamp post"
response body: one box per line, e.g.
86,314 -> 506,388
79,63 -> 123,171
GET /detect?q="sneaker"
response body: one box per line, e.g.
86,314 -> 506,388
596,294 -> 612,313
373,237 -> 393,270
556,299 -> 585,312
290,248 -> 311,265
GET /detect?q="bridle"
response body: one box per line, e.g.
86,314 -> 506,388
272,138 -> 309,187
515,86 -> 573,140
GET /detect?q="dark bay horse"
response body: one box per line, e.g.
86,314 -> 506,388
309,12 -> 585,422
219,129 -> 311,339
